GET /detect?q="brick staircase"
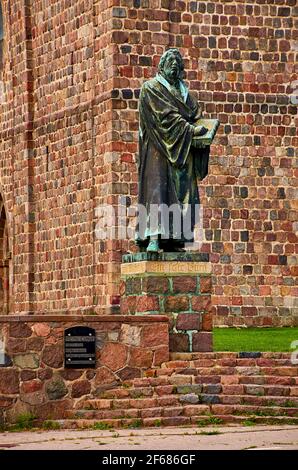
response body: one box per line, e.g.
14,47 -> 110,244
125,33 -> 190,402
57,353 -> 298,429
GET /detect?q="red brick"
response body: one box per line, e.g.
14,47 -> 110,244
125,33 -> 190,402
201,312 -> 213,331
155,385 -> 175,396
222,385 -> 245,395
169,333 -> 189,352
157,396 -> 180,407
141,324 -> 169,348
142,277 -> 169,294
176,313 -> 201,330
129,347 -> 153,368
165,296 -> 190,312
221,375 -> 239,385
200,277 -> 212,293
129,398 -> 157,409
153,346 -> 170,366
191,296 -> 212,312
162,416 -> 190,426
140,409 -> 163,419
192,332 -> 213,352
136,295 -> 159,312
120,296 -> 137,314
172,276 -> 197,293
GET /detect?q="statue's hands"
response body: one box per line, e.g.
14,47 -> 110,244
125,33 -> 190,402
194,125 -> 208,137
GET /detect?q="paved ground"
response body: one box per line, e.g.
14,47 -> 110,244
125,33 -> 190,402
0,425 -> 297,450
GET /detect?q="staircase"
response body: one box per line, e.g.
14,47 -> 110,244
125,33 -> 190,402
57,353 -> 298,429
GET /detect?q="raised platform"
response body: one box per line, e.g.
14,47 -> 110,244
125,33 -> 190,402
120,252 -> 213,353
0,314 -> 169,425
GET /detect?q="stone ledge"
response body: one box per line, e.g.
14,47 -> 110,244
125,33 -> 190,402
170,352 -> 292,360
0,315 -> 169,323
122,252 -> 210,263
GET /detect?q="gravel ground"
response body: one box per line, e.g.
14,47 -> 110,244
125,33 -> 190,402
0,425 -> 297,450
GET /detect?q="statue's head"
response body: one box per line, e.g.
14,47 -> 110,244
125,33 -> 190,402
158,48 -> 184,86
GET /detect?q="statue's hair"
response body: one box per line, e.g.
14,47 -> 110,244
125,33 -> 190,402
158,48 -> 184,74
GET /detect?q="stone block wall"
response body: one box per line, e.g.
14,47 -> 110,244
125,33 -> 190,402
120,254 -> 213,352
0,1 -> 296,325
0,315 -> 169,423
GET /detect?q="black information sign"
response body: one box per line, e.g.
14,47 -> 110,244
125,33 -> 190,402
64,326 -> 96,369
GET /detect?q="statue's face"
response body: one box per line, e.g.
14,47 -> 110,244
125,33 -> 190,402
161,53 -> 183,85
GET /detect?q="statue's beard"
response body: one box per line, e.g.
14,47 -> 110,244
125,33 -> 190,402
162,68 -> 181,87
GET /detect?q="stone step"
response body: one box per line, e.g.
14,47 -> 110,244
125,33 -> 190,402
66,403 -> 298,421
221,384 -> 296,397
94,380 -> 298,401
155,366 -> 298,377
218,394 -> 298,407
56,414 -> 298,430
211,404 -> 298,418
170,353 -> 293,361
164,358 -> 296,368
78,391 -> 298,411
66,404 -> 211,420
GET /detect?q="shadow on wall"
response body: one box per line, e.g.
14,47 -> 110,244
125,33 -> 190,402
0,194 -> 9,314
0,1 -> 3,68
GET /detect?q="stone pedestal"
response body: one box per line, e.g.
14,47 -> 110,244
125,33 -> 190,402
120,252 -> 213,352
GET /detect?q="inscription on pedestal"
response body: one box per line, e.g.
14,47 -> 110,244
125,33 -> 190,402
121,260 -> 212,276
64,326 -> 96,369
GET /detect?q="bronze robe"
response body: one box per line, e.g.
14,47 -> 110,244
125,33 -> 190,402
136,76 -> 210,247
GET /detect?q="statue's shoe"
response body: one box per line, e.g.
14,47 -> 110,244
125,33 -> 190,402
146,239 -> 163,253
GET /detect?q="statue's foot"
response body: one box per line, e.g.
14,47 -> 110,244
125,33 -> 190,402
146,239 -> 162,253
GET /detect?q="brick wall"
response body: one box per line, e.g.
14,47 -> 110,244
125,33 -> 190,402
0,0 -> 297,325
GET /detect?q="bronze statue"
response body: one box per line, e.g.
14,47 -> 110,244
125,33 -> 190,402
136,48 -> 218,253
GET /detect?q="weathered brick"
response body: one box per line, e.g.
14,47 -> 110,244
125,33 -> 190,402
172,277 -> 197,293
141,324 -> 169,348
129,347 -> 153,368
169,333 -> 189,352
200,277 -> 212,294
142,277 -> 169,294
176,313 -> 201,331
191,296 -> 212,312
136,295 -> 159,312
192,332 -> 213,352
165,296 -> 190,312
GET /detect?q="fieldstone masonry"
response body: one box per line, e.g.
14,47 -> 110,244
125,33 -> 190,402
0,315 -> 169,424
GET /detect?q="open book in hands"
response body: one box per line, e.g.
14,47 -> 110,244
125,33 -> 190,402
192,119 -> 220,148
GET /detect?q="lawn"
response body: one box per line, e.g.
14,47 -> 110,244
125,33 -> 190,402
213,327 -> 298,352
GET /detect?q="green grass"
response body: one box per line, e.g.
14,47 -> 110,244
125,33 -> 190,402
243,419 -> 257,427
197,417 -> 223,427
93,422 -> 113,430
122,419 -> 142,429
214,327 -> 298,352
9,413 -> 36,431
42,420 -> 61,430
